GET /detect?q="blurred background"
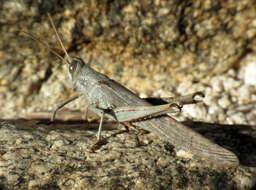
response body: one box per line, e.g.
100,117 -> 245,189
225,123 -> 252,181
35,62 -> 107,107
1,0 -> 256,126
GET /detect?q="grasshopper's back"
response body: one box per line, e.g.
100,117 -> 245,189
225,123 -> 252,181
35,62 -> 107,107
95,77 -> 239,167
73,67 -> 239,167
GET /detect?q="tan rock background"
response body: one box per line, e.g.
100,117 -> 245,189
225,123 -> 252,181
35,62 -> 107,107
0,0 -> 255,120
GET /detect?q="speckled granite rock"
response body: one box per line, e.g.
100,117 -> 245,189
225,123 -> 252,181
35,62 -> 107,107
1,119 -> 256,190
1,0 -> 256,189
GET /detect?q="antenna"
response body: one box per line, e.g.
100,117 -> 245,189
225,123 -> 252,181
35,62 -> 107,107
47,13 -> 71,63
21,30 -> 66,63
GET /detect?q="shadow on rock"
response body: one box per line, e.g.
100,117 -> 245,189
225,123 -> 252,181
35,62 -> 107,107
184,121 -> 256,167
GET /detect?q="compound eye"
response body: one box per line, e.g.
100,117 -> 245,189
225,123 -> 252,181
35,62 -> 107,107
69,62 -> 77,74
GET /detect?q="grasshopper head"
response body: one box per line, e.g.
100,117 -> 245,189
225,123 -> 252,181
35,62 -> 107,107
22,14 -> 88,90
44,14 -> 87,89
66,57 -> 86,89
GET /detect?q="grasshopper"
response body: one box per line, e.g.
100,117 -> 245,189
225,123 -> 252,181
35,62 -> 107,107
23,13 -> 239,167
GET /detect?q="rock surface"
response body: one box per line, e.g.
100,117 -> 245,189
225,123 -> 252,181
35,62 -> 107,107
0,0 -> 256,189
1,119 -> 256,190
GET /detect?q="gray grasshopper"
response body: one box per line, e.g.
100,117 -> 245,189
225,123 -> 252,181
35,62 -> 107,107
23,13 -> 239,167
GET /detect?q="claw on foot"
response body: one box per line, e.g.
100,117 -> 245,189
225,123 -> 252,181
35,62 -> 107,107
89,139 -> 108,153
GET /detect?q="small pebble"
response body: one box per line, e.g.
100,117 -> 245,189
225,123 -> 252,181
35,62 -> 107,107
223,77 -> 241,92
183,104 -> 207,120
208,105 -> 224,122
51,139 -> 65,149
227,112 -> 248,125
237,85 -> 252,104
210,76 -> 224,92
218,94 -> 231,109
244,61 -> 256,86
